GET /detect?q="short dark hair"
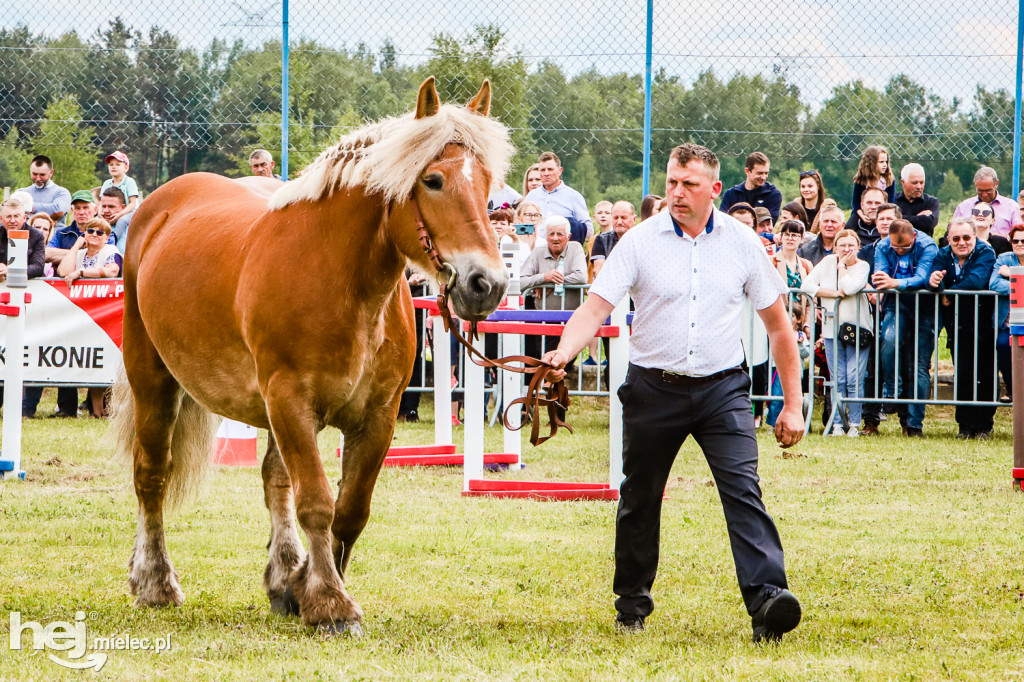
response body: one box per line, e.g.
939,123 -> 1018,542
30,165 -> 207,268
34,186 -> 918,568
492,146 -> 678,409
779,219 -> 805,235
31,155 -> 53,170
745,151 -> 769,171
862,186 -> 887,202
876,203 -> 901,218
537,151 -> 560,166
726,201 -> 756,223
888,219 -> 915,238
101,186 -> 127,206
489,207 -> 514,223
670,143 -> 720,181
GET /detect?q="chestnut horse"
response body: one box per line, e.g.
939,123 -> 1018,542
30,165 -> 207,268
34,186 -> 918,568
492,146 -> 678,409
110,78 -> 512,633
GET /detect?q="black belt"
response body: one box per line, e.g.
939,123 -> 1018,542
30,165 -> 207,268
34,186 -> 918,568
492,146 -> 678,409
632,364 -> 746,386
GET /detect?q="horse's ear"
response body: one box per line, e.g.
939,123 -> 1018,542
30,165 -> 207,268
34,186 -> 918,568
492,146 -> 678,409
415,76 -> 441,119
467,80 -> 491,117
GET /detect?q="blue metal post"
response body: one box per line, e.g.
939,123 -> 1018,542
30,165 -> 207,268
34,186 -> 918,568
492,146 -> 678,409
641,0 -> 653,197
281,0 -> 290,180
1014,0 -> 1023,199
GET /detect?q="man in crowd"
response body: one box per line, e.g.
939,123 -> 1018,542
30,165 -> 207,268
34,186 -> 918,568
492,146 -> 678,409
98,187 -> 131,254
895,163 -> 939,236
952,167 -> 1023,236
524,152 -> 593,242
798,205 -> 843,265
928,217 -> 997,439
857,203 -> 900,436
720,152 -> 783,222
872,219 -> 938,437
249,149 -> 280,179
0,197 -> 46,280
541,143 -> 803,643
591,201 -> 636,277
19,155 -> 71,229
46,191 -> 114,267
845,187 -> 886,244
520,216 -> 587,359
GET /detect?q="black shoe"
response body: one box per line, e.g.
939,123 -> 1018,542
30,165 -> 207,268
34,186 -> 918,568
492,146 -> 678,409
615,613 -> 645,633
751,588 -> 801,644
398,410 -> 419,423
956,431 -> 970,440
972,431 -> 992,441
47,411 -> 76,419
21,410 -> 36,419
905,427 -> 923,438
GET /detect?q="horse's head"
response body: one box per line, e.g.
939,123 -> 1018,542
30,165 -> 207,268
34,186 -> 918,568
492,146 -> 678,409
391,78 -> 509,321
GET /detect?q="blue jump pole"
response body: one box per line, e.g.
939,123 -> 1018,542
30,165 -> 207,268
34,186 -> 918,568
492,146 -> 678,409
1013,0 -> 1023,199
281,0 -> 290,180
641,0 -> 653,198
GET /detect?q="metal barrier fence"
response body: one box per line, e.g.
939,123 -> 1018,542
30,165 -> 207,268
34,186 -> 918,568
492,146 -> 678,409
402,284 -> 1010,434
3,1 -> 1024,200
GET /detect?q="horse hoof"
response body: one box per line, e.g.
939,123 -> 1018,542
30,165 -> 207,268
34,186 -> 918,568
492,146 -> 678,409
316,621 -> 363,637
269,586 -> 300,616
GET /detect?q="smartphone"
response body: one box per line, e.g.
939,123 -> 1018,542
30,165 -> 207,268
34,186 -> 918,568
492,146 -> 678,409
513,223 -> 535,235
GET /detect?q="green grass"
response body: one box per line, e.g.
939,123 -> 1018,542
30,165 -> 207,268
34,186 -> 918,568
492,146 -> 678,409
1,393 -> 1024,680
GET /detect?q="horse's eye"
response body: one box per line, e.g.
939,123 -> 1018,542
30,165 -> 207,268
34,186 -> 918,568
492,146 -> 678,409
422,173 -> 444,191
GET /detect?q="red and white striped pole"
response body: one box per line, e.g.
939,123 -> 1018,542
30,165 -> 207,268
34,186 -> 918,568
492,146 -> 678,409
1009,266 -> 1024,491
1,229 -> 31,480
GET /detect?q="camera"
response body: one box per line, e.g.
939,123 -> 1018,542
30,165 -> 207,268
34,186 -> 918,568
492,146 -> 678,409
513,223 -> 535,235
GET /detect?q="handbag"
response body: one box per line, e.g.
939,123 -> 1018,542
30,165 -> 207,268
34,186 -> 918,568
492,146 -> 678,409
839,322 -> 873,350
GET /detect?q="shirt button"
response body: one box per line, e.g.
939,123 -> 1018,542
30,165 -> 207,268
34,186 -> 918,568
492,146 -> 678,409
692,295 -> 696,300
693,268 -> 697,273
691,323 -> 695,327
689,350 -> 694,355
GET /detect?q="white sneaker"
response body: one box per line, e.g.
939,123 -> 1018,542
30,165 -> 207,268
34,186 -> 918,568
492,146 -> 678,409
829,424 -> 845,436
847,426 -> 859,437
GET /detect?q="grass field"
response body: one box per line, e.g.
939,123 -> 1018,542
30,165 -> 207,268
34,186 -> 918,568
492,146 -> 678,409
1,393 -> 1024,680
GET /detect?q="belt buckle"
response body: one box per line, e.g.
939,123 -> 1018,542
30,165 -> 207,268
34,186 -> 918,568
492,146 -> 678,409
661,369 -> 684,381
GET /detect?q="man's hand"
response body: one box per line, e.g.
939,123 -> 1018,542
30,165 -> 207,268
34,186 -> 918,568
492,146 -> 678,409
774,405 -> 804,448
872,272 -> 899,290
999,265 -> 1011,278
540,349 -> 569,381
0,262 -> 7,280
544,269 -> 565,284
928,270 -> 946,288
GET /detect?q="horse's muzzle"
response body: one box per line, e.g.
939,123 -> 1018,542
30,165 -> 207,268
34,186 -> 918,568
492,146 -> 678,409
449,264 -> 508,322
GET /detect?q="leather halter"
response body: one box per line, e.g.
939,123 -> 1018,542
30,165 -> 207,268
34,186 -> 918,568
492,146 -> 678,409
408,192 -> 572,446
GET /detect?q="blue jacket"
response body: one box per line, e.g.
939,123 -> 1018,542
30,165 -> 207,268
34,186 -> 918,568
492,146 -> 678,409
873,230 -> 938,291
928,240 -> 996,293
929,241 -> 997,343
989,251 -> 1024,329
719,182 -> 783,222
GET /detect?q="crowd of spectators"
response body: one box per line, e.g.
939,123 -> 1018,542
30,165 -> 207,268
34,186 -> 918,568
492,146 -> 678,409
485,147 -> 1022,440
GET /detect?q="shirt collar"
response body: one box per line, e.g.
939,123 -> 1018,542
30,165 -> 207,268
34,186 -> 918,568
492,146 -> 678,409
540,182 -> 563,194
668,209 -> 715,237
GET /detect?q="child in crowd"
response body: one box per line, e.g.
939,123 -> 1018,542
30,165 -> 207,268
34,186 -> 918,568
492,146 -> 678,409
851,145 -> 895,216
101,151 -> 139,222
766,298 -> 810,428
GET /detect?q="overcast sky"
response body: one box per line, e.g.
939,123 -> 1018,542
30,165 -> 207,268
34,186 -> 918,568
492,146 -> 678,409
8,0 -> 1020,109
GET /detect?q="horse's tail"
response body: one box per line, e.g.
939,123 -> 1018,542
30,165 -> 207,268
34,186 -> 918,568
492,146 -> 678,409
108,367 -> 219,511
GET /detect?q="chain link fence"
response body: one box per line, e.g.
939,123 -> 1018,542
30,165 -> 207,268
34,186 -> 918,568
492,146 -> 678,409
2,0 -> 1021,208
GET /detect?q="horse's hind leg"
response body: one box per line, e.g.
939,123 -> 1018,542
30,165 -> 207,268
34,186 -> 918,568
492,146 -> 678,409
128,366 -> 185,607
265,381 -> 362,633
331,411 -> 395,578
262,433 -> 305,615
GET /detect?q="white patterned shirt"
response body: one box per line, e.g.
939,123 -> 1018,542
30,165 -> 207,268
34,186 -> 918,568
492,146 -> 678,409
588,208 -> 787,376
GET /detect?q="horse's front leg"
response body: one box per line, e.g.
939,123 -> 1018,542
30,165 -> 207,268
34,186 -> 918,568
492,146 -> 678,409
264,379 -> 362,634
261,432 -> 305,616
332,407 -> 399,577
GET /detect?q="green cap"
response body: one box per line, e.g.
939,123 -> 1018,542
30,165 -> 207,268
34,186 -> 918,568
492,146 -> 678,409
71,190 -> 94,204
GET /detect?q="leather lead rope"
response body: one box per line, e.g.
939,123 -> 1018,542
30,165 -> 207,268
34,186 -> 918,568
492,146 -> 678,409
409,194 -> 571,446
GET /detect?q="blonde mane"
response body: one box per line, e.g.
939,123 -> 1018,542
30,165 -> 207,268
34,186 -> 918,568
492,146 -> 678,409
268,104 -> 513,209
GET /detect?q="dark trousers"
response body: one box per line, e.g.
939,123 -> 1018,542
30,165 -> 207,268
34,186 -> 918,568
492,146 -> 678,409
23,386 -> 79,416
997,329 -> 1012,398
613,365 -> 788,619
951,330 -> 997,434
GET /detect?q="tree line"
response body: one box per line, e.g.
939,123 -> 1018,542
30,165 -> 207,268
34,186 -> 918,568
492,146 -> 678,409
0,20 -> 1016,209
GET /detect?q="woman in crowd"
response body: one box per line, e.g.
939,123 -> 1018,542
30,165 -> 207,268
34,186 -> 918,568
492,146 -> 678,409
779,201 -> 811,243
489,207 -> 517,247
969,201 -> 1011,255
852,145 -> 895,215
797,169 -> 826,233
640,194 -> 663,222
801,229 -> 871,436
522,164 -> 542,197
513,201 -> 542,249
929,217 -> 997,439
773,219 -> 813,290
27,212 -> 56,276
991,224 -> 1024,400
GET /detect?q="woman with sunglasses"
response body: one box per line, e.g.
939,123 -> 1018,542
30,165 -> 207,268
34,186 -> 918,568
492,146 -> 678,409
989,224 -> 1024,401
797,170 -> 827,233
58,217 -> 120,285
967,201 -> 1011,255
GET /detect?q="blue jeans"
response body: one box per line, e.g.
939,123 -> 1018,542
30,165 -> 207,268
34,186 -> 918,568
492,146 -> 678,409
823,338 -> 870,427
879,306 -> 935,430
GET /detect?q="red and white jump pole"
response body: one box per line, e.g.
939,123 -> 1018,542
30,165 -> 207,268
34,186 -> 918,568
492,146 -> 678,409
1009,266 -> 1024,490
1,229 -> 31,481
